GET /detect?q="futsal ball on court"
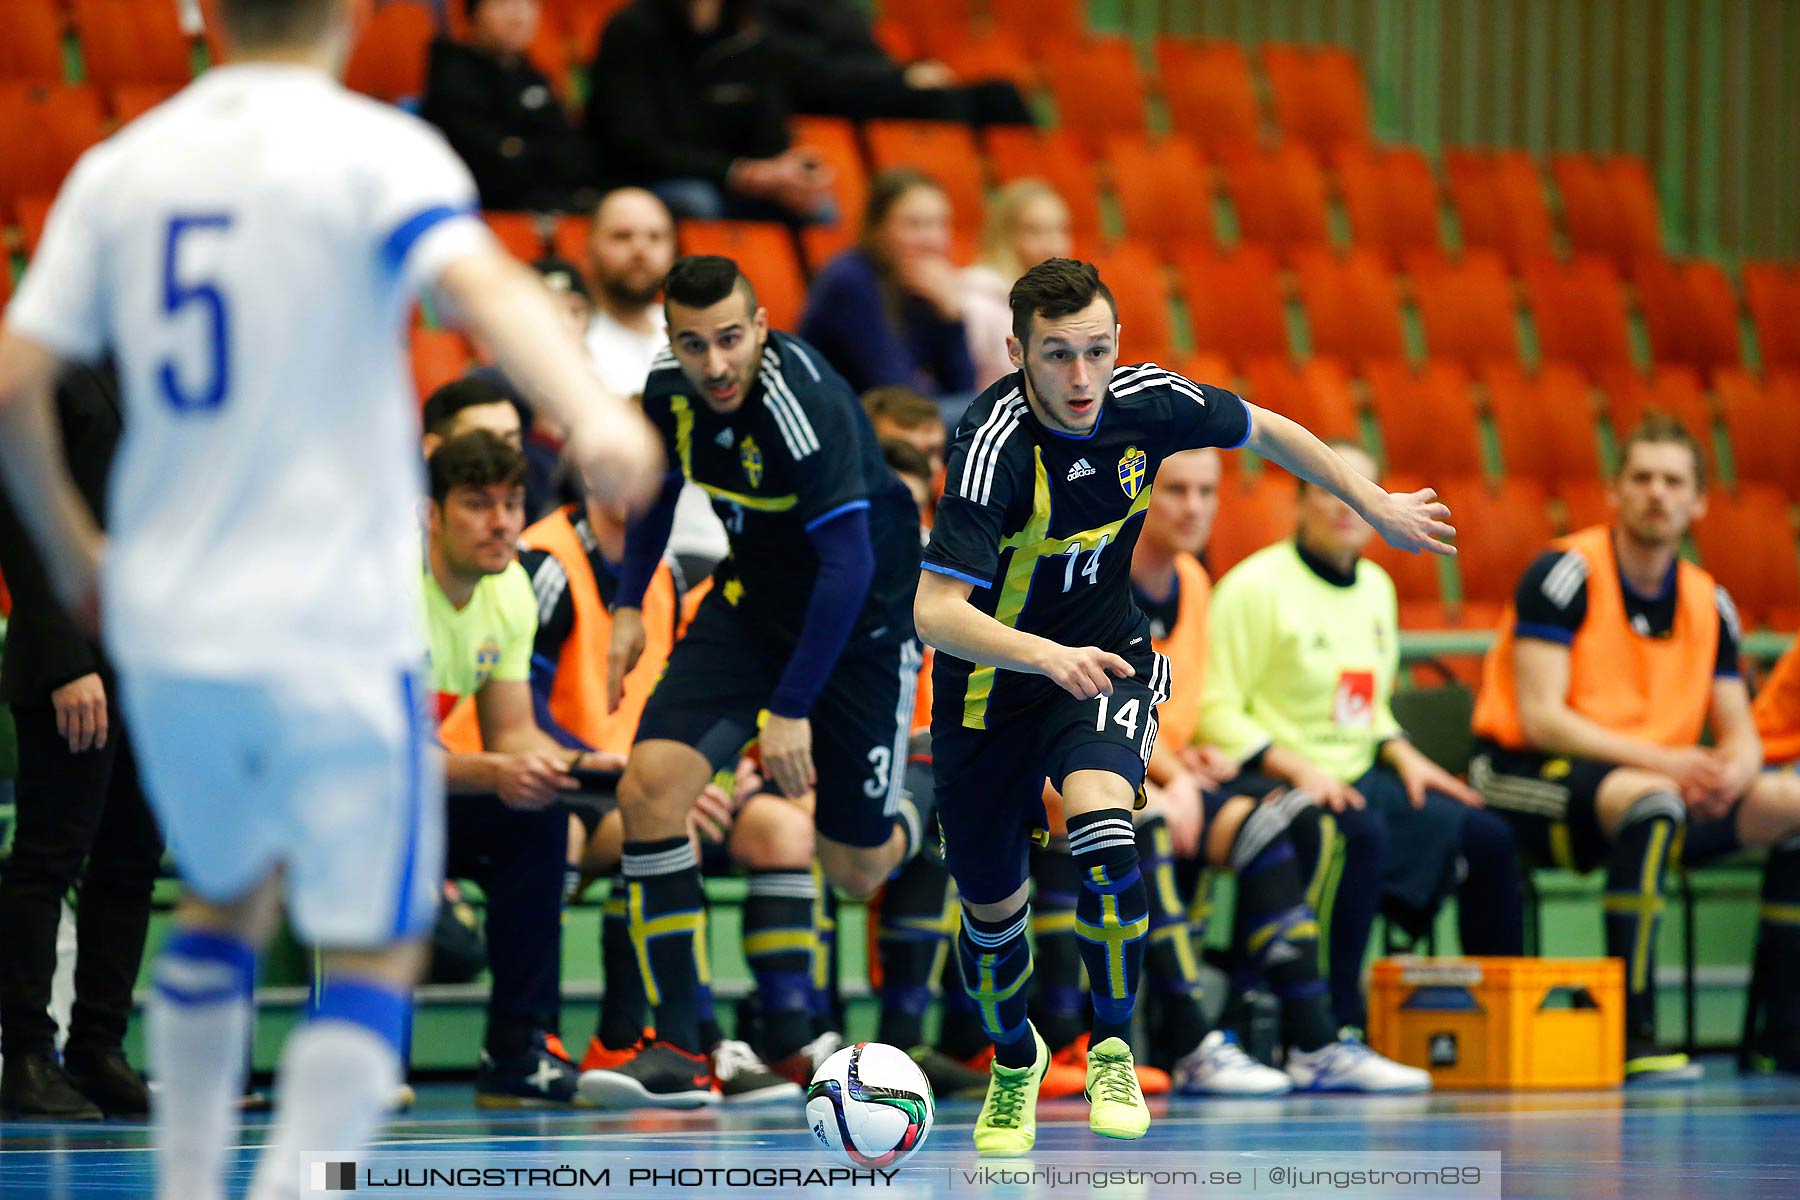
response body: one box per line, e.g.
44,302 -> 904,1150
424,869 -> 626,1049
805,1042 -> 935,1168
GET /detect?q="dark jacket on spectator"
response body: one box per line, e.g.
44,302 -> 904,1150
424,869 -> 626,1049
0,363 -> 119,702
421,36 -> 593,211
585,0 -> 791,189
799,250 -> 975,399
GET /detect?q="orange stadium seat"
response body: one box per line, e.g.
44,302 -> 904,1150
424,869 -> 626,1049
1210,470 -> 1299,574
1241,356 -> 1361,444
0,82 -> 107,207
412,329 -> 475,403
344,0 -> 435,104
864,120 -> 985,234
1170,351 -> 1236,392
15,194 -> 53,258
1040,37 -> 1149,153
1292,247 -> 1406,366
483,212 -> 546,262
1633,256 -> 1741,374
791,114 -> 868,253
988,0 -> 1084,54
1693,483 -> 1800,629
1362,483 -> 1446,611
984,127 -> 1104,242
1177,244 -> 1290,364
1365,359 -> 1484,480
1598,364 -> 1714,448
679,222 -> 806,332
917,24 -> 1038,94
1409,248 -> 1519,369
799,224 -> 854,276
1438,476 -> 1555,606
1085,241 -> 1176,365
72,0 -> 191,88
1104,132 -> 1213,254
1743,261 -> 1800,373
1556,476 -> 1613,534
1482,361 -> 1605,487
869,17 -> 918,64
0,0 -> 66,83
1717,369 -> 1800,498
1551,153 -> 1662,269
1216,143 -> 1332,263
1262,44 -> 1371,158
1332,145 -> 1442,267
1155,38 -> 1261,155
550,213 -> 590,272
109,83 -> 179,124
1522,256 -> 1633,377
1445,149 -> 1558,271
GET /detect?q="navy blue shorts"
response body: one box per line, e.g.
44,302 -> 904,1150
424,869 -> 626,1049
635,587 -> 923,849
934,649 -> 1172,905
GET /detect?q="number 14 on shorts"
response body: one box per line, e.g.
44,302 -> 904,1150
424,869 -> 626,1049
1094,693 -> 1142,739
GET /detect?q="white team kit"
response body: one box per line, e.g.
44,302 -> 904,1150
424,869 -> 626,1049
2,64 -> 494,945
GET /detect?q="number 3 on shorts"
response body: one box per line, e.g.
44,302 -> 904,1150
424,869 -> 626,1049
1093,694 -> 1141,740
863,745 -> 892,799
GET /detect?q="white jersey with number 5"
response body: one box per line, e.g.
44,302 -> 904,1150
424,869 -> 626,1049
4,64 -> 490,678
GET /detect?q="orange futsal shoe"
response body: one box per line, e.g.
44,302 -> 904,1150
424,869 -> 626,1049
965,1043 -> 1089,1099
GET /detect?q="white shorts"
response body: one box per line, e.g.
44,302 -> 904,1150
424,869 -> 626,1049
121,661 -> 444,948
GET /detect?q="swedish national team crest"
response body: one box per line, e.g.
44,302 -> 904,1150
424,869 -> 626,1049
1117,445 -> 1147,499
740,436 -> 764,488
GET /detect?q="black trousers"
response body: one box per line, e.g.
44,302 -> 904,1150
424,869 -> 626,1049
0,696 -> 163,1056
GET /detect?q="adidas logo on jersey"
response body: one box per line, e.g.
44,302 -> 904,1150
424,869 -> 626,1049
1066,458 -> 1095,481
715,428 -> 735,448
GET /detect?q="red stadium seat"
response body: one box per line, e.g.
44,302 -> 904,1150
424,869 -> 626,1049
679,221 -> 806,332
1332,145 -> 1443,267
483,212 -> 546,262
1597,364 -> 1714,449
15,193 -> 53,257
1551,153 -> 1662,269
1743,261 -> 1800,373
1717,369 -> 1800,498
411,329 -> 475,404
1216,143 -> 1332,263
1240,356 -> 1361,444
1086,241 -> 1176,365
1177,244 -> 1290,364
1211,470 -> 1299,574
983,126 -> 1103,242
1693,484 -> 1800,629
1482,361 -> 1605,487
109,83 -> 179,124
1040,37 -> 1149,153
344,0 -> 435,104
1104,132 -> 1213,255
0,0 -> 66,83
987,0 -> 1083,54
1438,476 -> 1555,605
1364,359 -> 1485,480
1262,44 -> 1371,158
868,17 -> 918,64
1632,257 -> 1741,374
1445,149 -> 1558,271
864,120 -> 985,235
1155,38 -> 1260,155
1292,247 -> 1406,367
0,82 -> 107,206
1522,256 -> 1634,377
917,23 -> 1038,94
1409,248 -> 1519,369
73,0 -> 191,88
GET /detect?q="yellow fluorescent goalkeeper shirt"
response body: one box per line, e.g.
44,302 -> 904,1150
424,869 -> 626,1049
1198,539 -> 1402,783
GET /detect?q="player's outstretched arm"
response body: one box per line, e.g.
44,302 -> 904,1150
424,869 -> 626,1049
436,250 -> 665,512
1242,402 -> 1456,556
915,568 -> 1134,700
0,331 -> 103,623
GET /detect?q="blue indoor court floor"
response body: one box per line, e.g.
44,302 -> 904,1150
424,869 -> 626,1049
5,1062 -> 1800,1200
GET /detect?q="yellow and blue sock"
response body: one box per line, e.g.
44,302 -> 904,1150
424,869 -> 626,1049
1068,810 -> 1149,1046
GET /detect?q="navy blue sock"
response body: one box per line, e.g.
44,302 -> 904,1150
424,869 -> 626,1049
1067,810 -> 1148,1047
622,837 -> 713,1053
957,906 -> 1035,1068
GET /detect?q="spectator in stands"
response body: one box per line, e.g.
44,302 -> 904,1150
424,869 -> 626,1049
1201,443 -> 1524,1032
583,188 -> 728,579
533,255 -> 594,340
864,385 -> 947,483
1470,415 -> 1800,1080
423,430 -> 591,1106
586,0 -> 832,222
961,180 -> 1074,390
421,0 -> 595,211
0,364 -> 162,1120
801,169 -> 974,408
761,0 -> 1034,128
880,438 -> 936,521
